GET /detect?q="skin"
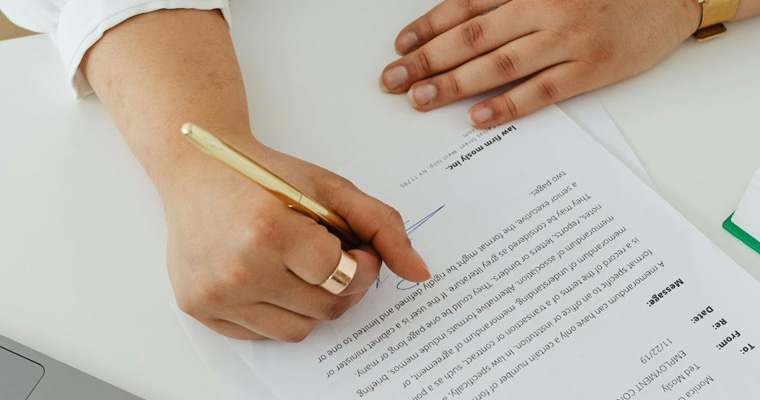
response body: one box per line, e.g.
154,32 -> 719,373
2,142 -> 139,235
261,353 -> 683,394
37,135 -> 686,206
81,9 -> 430,342
381,0 -> 760,129
80,1 -> 760,342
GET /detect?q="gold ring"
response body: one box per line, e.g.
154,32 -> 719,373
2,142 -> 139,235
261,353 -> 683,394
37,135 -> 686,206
320,251 -> 357,295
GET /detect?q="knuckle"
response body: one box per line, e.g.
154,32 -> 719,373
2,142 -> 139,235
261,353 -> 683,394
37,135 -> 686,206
181,280 -> 222,315
563,20 -> 615,64
414,49 -> 433,75
321,297 -> 351,320
493,50 -> 519,79
197,280 -> 223,303
176,292 -> 199,316
222,262 -> 252,289
542,29 -> 564,48
383,206 -> 412,246
564,15 -> 594,36
284,326 -> 313,343
314,176 -> 350,202
384,207 -> 405,227
497,95 -> 519,118
457,0 -> 478,17
443,73 -> 462,98
575,59 -> 603,81
460,18 -> 486,49
420,14 -> 436,37
536,79 -> 560,103
588,39 -> 616,64
244,215 -> 279,250
321,235 -> 343,260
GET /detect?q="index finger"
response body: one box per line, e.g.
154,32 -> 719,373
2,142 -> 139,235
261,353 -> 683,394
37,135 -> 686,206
319,181 -> 431,283
395,0 -> 509,54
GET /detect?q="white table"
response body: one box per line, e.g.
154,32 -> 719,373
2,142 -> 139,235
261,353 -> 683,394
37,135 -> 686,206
1,2 -> 758,399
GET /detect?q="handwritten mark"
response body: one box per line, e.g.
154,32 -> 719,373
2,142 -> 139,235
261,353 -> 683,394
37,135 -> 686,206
405,205 -> 445,235
374,205 -> 446,290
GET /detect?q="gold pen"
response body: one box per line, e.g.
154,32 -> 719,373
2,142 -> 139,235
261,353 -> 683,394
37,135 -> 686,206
181,123 -> 361,248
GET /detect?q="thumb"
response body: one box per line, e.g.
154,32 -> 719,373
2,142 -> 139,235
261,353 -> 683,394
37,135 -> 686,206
324,181 -> 431,282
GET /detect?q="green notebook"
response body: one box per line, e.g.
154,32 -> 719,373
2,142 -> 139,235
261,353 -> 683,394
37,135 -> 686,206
724,169 -> 760,255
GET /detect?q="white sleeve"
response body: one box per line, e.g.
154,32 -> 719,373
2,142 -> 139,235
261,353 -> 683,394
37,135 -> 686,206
0,0 -> 231,98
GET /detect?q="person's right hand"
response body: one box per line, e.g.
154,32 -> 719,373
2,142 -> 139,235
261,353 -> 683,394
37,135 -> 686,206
77,8 -> 429,343
163,139 -> 430,342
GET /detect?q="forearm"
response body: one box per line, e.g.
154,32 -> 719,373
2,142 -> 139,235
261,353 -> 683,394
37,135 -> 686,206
81,9 -> 255,199
79,6 -> 428,343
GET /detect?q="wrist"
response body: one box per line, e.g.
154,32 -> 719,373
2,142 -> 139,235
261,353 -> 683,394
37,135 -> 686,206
145,125 -> 266,204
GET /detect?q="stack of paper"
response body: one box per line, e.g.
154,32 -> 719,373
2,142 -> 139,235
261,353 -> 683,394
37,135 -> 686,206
725,169 -> 760,254
176,95 -> 760,400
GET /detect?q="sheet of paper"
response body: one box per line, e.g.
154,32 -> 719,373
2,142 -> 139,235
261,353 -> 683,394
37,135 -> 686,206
174,96 -> 653,400
220,104 -> 760,399
557,96 -> 654,188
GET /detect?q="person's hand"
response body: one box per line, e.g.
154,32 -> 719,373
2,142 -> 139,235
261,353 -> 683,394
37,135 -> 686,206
78,8 -> 429,343
163,140 -> 430,342
380,0 -> 702,128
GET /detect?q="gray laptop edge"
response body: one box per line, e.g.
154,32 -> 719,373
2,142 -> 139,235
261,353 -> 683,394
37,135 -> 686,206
0,335 -> 142,400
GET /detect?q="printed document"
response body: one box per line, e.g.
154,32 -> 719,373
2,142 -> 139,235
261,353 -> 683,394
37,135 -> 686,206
227,105 -> 760,399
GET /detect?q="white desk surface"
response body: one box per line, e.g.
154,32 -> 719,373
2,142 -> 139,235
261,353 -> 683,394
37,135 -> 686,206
1,2 -> 759,399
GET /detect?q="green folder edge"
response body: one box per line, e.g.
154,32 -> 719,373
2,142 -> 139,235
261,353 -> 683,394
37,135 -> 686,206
723,212 -> 760,254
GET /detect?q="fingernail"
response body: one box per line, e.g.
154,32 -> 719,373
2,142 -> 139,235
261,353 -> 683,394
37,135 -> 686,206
414,248 -> 431,279
380,66 -> 408,92
469,106 -> 493,125
408,84 -> 437,107
397,32 -> 419,54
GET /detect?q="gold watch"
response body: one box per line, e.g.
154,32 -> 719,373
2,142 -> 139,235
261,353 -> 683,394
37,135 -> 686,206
694,0 -> 740,41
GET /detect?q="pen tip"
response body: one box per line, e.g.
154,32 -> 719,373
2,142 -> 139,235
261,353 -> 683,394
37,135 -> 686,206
181,122 -> 194,135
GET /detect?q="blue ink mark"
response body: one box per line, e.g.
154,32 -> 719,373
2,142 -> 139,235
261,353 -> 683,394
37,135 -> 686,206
396,279 -> 421,291
374,274 -> 422,291
372,206 -> 445,291
375,273 -> 392,289
405,205 -> 445,236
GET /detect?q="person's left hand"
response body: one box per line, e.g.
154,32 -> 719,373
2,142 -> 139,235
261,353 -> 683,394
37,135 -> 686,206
380,0 -> 702,128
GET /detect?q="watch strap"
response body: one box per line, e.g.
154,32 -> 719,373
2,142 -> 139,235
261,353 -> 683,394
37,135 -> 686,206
695,0 -> 739,41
